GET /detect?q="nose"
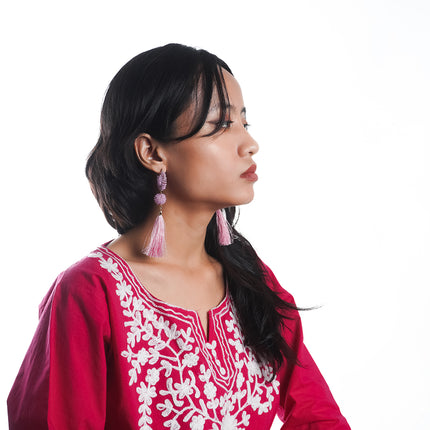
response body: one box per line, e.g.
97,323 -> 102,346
239,130 -> 259,157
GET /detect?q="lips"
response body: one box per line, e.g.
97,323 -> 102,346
240,164 -> 258,181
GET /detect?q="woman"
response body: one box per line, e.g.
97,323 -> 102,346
8,43 -> 350,429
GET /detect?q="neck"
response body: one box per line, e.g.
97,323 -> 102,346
158,204 -> 215,267
117,203 -> 218,269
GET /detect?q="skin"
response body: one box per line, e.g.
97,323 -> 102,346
108,70 -> 259,339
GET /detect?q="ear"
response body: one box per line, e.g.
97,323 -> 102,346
134,134 -> 167,173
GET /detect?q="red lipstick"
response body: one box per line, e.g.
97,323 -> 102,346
240,164 -> 258,182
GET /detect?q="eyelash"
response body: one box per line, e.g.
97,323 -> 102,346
220,120 -> 251,131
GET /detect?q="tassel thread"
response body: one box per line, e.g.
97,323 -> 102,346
216,209 -> 233,246
143,212 -> 166,257
143,169 -> 167,257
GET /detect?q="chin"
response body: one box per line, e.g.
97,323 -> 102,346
232,190 -> 255,206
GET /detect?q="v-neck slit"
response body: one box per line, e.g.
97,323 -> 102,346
101,245 -> 227,344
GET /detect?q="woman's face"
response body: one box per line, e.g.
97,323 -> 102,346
163,69 -> 259,212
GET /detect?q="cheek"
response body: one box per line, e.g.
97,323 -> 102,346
164,141 -> 242,203
165,161 -> 207,201
167,158 -> 233,202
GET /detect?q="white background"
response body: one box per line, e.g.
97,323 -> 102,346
1,1 -> 429,429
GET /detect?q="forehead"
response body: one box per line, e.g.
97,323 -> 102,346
212,69 -> 245,111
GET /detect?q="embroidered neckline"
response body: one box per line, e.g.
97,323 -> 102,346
88,247 -> 280,430
99,245 -> 229,319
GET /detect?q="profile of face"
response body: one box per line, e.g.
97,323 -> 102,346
138,70 -> 259,214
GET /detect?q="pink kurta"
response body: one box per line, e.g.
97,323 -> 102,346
8,245 -> 350,429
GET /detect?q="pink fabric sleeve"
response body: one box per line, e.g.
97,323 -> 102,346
8,267 -> 111,429
261,263 -> 351,430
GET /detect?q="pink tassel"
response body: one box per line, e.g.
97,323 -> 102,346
143,213 -> 166,257
143,169 -> 167,258
216,209 -> 233,246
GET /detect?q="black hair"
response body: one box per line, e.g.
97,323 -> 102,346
86,43 -> 298,377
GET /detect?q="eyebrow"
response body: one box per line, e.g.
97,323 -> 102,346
209,104 -> 246,115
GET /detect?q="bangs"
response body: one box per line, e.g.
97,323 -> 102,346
172,61 -> 232,142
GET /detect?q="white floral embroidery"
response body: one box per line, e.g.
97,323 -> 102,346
191,415 -> 205,430
204,381 -> 217,400
90,250 -> 280,429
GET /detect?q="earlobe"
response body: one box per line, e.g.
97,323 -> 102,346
134,134 -> 167,173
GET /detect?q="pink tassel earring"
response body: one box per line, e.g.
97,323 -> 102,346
216,209 -> 233,246
143,169 -> 167,257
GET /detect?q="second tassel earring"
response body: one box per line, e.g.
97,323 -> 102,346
216,209 -> 233,246
143,169 -> 167,257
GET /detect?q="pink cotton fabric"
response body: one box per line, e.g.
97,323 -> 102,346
8,245 -> 350,429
